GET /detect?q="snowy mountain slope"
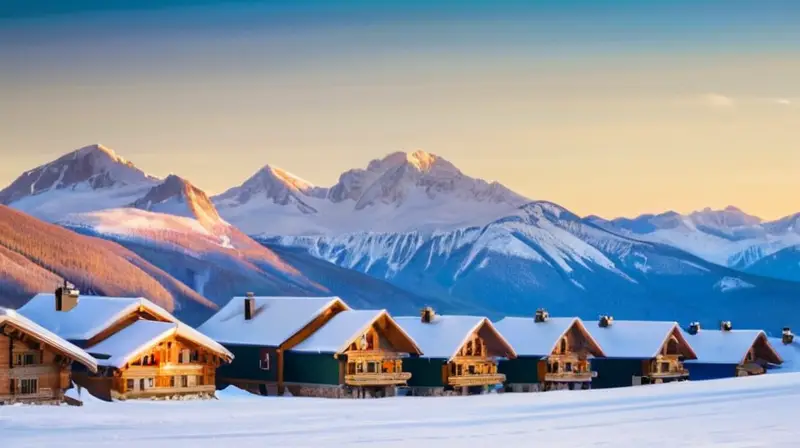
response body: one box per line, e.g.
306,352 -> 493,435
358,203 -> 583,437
58,208 -> 449,317
744,245 -> 800,282
265,201 -> 800,329
588,207 -> 800,271
0,205 -> 215,323
214,150 -> 529,235
130,174 -> 225,228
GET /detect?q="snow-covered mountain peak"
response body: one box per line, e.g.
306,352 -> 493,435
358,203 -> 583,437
689,206 -> 763,228
130,174 -> 225,228
0,144 -> 157,206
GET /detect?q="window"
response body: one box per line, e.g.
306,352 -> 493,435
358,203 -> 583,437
197,375 -> 204,386
347,362 -> 356,375
170,376 -> 176,387
20,378 -> 38,395
126,379 -> 134,391
15,352 -> 39,366
467,365 -> 476,375
661,362 -> 670,373
148,378 -> 154,388
367,362 -> 377,373
560,338 -> 568,355
565,363 -> 573,372
191,350 -> 199,362
260,353 -> 271,371
181,375 -> 188,387
552,362 -> 560,373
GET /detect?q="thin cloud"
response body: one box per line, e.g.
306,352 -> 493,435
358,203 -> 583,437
701,93 -> 736,108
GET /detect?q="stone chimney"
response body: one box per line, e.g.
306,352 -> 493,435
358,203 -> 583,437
720,321 -> 732,332
782,327 -> 794,345
599,315 -> 614,328
244,292 -> 255,321
688,322 -> 701,335
420,306 -> 435,324
534,308 -> 549,323
55,281 -> 80,312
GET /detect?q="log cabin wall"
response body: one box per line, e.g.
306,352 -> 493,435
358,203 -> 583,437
0,326 -> 71,404
101,335 -> 221,400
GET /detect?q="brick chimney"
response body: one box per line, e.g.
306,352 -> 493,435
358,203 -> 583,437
782,327 -> 794,345
599,315 -> 614,328
244,292 -> 255,320
420,306 -> 435,324
720,321 -> 732,332
688,322 -> 701,335
534,308 -> 549,323
55,281 -> 80,312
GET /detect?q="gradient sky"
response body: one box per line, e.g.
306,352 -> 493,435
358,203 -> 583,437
2,0 -> 798,219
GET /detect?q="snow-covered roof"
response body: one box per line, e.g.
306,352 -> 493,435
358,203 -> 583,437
197,296 -> 349,347
770,337 -> 800,373
18,293 -> 175,341
0,307 -> 97,372
87,319 -> 233,369
587,320 -> 697,360
292,309 -> 422,355
684,329 -> 782,365
394,315 -> 516,360
494,316 -> 605,357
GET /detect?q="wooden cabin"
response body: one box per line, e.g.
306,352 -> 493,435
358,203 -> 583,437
394,308 -> 517,396
683,322 -> 782,380
1,307 -> 98,405
771,328 -> 799,373
201,295 -> 422,398
495,310 -> 605,392
83,320 -> 233,400
588,317 -> 697,388
17,287 -> 232,400
284,309 -> 421,398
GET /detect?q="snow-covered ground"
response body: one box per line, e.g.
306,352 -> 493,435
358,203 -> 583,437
3,374 -> 800,447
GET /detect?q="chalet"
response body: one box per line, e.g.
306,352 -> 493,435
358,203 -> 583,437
495,309 -> 605,392
1,307 -> 98,405
683,322 -> 782,380
394,307 -> 517,396
588,316 -> 697,388
198,295 -> 422,398
17,286 -> 232,400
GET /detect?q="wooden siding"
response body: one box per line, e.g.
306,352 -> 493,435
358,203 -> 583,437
0,325 -> 73,404
89,333 -> 222,400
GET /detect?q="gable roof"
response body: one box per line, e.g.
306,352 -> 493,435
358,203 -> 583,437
684,329 -> 782,365
587,320 -> 697,360
770,337 -> 800,372
0,307 -> 97,372
197,296 -> 349,347
18,293 -> 175,341
394,315 -> 516,361
86,319 -> 233,369
494,316 -> 605,358
292,309 -> 422,355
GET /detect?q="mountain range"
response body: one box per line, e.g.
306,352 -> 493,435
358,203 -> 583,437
1,144 -> 798,332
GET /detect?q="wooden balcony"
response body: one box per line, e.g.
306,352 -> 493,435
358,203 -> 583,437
544,371 -> 595,383
118,384 -> 217,399
345,372 -> 412,386
448,373 -> 505,387
648,369 -> 689,379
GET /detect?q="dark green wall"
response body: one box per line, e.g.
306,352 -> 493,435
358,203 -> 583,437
284,351 -> 341,385
592,358 -> 644,389
404,357 -> 447,387
217,344 -> 278,383
499,356 -> 542,384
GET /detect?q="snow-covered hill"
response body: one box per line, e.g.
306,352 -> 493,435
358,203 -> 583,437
214,150 -> 528,235
588,207 -> 800,272
6,374 -> 800,446
264,201 -> 800,330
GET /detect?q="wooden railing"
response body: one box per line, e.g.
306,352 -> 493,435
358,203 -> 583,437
448,373 -> 505,387
120,384 -> 217,398
648,368 -> 689,379
345,372 -> 412,386
544,371 -> 595,382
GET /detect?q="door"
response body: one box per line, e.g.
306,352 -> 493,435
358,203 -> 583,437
139,379 -> 145,391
